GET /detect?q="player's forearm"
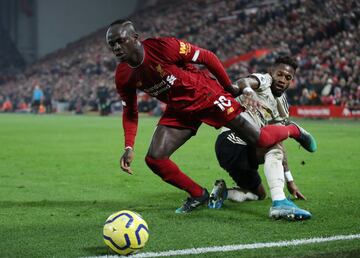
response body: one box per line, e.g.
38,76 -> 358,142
122,109 -> 138,148
235,77 -> 259,93
282,147 -> 294,183
281,145 -> 290,172
196,48 -> 232,89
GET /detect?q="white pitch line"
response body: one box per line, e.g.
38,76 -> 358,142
86,233 -> 360,258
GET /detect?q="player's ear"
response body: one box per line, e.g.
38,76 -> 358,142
268,66 -> 273,76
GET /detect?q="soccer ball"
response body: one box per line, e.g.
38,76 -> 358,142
103,210 -> 149,255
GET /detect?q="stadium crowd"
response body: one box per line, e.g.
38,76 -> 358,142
0,0 -> 359,113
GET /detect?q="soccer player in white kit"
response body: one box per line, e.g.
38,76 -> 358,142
210,56 -> 313,220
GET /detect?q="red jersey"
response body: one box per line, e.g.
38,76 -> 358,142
115,37 -> 234,148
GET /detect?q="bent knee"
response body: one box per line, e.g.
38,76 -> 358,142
264,148 -> 283,161
145,155 -> 159,167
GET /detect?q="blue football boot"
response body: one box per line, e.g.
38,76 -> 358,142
288,121 -> 317,153
208,179 -> 228,209
269,198 -> 312,221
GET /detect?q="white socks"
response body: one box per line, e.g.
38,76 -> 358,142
227,188 -> 259,202
264,148 -> 286,201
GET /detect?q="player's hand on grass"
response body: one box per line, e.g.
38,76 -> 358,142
120,148 -> 135,175
287,181 -> 307,200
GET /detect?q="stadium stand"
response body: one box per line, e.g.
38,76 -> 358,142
0,0 -> 359,113
0,23 -> 25,80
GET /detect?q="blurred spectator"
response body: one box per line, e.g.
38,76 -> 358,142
32,84 -> 43,114
1,97 -> 13,112
43,86 -> 53,113
0,0 -> 359,112
97,85 -> 110,116
16,99 -> 30,113
299,88 -> 312,105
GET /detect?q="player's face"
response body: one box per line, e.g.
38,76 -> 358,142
270,64 -> 295,97
106,24 -> 138,63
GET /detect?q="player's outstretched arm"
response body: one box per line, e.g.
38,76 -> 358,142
116,85 -> 138,174
235,77 -> 260,93
167,39 -> 234,95
280,143 -> 306,200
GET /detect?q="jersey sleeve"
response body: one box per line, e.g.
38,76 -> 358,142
249,73 -> 272,92
116,76 -> 138,149
160,37 -> 232,89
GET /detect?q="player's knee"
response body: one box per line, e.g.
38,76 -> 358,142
145,155 -> 159,170
264,148 -> 283,162
145,156 -> 174,181
146,148 -> 169,160
145,155 -> 164,176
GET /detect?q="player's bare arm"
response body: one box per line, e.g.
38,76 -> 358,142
235,77 -> 260,93
279,142 -> 307,200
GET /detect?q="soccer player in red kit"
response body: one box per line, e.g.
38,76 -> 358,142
106,20 -> 317,213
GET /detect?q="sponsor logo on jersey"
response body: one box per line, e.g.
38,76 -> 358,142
144,74 -> 176,97
179,41 -> 191,55
166,75 -> 177,85
144,80 -> 170,97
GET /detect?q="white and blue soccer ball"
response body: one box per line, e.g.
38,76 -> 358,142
103,210 -> 149,255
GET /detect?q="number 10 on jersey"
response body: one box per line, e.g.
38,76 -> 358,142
214,96 -> 232,111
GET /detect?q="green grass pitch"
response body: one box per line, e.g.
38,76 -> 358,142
0,114 -> 359,258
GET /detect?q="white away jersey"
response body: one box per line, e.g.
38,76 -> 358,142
240,73 -> 289,126
220,73 -> 289,141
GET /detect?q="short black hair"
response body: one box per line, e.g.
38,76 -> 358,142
274,56 -> 298,71
108,19 -> 130,28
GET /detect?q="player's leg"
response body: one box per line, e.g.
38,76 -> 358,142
200,94 -> 316,152
225,114 -> 316,152
145,125 -> 200,195
145,125 -> 209,213
263,146 -> 286,201
210,130 -> 264,208
260,145 -> 312,220
231,145 -> 266,201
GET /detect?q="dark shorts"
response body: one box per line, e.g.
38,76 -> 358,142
215,130 -> 261,192
158,91 -> 244,132
32,100 -> 41,108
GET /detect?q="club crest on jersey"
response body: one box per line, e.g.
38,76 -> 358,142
179,41 -> 191,55
156,64 -> 166,77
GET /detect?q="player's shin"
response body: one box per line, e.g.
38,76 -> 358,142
257,125 -> 299,148
264,148 -> 286,201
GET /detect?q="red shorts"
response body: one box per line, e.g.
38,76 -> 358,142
158,91 -> 244,132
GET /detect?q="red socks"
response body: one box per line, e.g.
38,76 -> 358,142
145,156 -> 203,197
257,124 -> 300,148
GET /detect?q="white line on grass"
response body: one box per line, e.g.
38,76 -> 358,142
86,233 -> 360,258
